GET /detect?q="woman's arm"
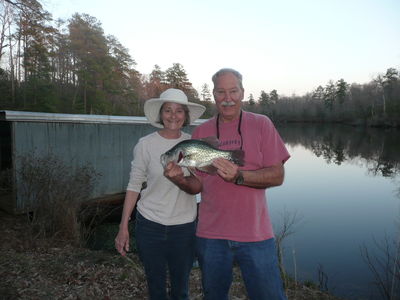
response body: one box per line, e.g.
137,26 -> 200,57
115,190 -> 140,256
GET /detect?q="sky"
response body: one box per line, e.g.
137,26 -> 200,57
43,0 -> 400,99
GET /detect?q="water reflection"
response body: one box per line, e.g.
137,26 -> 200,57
278,124 -> 400,178
269,124 -> 400,300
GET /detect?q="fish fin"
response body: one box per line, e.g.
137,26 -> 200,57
187,166 -> 208,178
199,136 -> 220,148
231,149 -> 245,166
196,165 -> 218,174
187,167 -> 197,177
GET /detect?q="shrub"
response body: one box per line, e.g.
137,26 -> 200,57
17,152 -> 101,245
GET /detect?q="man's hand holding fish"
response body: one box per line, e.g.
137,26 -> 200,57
211,157 -> 240,183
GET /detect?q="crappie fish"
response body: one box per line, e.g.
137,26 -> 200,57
160,138 -> 244,174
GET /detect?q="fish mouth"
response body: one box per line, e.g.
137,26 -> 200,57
160,154 -> 167,167
160,152 -> 184,167
177,152 -> 183,163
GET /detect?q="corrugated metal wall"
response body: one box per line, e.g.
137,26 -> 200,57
0,111 -> 197,214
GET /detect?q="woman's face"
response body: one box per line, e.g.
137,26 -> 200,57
160,102 -> 187,130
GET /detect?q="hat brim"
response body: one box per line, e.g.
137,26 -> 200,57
144,98 -> 206,128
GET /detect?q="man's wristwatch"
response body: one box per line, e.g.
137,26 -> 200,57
234,171 -> 244,185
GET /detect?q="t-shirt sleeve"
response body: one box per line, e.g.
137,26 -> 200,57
261,117 -> 290,166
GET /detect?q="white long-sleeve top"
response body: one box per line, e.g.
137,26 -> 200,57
127,131 -> 196,225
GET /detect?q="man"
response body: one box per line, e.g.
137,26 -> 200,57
165,69 -> 290,300
191,68 -> 290,300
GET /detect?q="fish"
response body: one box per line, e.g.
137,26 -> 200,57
160,137 -> 245,174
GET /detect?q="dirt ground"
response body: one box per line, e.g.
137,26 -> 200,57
0,210 -> 345,300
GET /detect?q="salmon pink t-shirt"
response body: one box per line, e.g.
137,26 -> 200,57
192,111 -> 290,242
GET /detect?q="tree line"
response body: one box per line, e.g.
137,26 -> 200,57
1,0 -> 399,127
243,68 -> 400,127
0,0 -> 212,117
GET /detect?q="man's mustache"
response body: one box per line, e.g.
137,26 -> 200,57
221,101 -> 235,107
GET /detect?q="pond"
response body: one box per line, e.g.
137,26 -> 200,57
91,123 -> 400,299
269,124 -> 400,300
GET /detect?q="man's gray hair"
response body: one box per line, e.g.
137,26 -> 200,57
211,68 -> 243,90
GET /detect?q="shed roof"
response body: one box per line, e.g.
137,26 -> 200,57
0,110 -> 205,125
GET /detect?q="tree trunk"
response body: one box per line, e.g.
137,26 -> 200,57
382,93 -> 386,118
83,80 -> 87,113
8,24 -> 15,103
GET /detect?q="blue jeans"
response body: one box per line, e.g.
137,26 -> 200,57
135,212 -> 196,300
196,237 -> 287,300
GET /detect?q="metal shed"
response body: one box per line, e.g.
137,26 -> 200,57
0,110 -> 199,214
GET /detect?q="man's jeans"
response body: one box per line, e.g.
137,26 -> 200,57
196,237 -> 287,300
135,212 -> 196,300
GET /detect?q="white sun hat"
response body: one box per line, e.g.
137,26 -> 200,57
144,88 -> 206,128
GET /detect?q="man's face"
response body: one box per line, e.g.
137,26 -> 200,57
213,72 -> 244,122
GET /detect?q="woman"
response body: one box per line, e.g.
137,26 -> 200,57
115,88 -> 205,300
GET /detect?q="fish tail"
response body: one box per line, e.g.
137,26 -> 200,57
231,150 -> 245,166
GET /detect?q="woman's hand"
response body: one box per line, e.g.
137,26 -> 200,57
163,161 -> 185,183
164,161 -> 202,194
115,227 -> 130,256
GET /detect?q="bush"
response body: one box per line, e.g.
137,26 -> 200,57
17,152 -> 101,245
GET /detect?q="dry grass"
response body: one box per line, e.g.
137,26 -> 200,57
0,210 -> 345,300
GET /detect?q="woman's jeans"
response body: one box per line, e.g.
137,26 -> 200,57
135,212 -> 196,300
196,237 -> 287,300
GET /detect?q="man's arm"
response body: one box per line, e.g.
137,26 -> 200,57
212,158 -> 285,189
237,164 -> 284,189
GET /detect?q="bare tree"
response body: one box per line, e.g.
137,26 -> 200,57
317,263 -> 329,292
374,74 -> 387,118
361,233 -> 400,299
3,0 -> 44,15
0,0 -> 12,61
274,208 -> 303,289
